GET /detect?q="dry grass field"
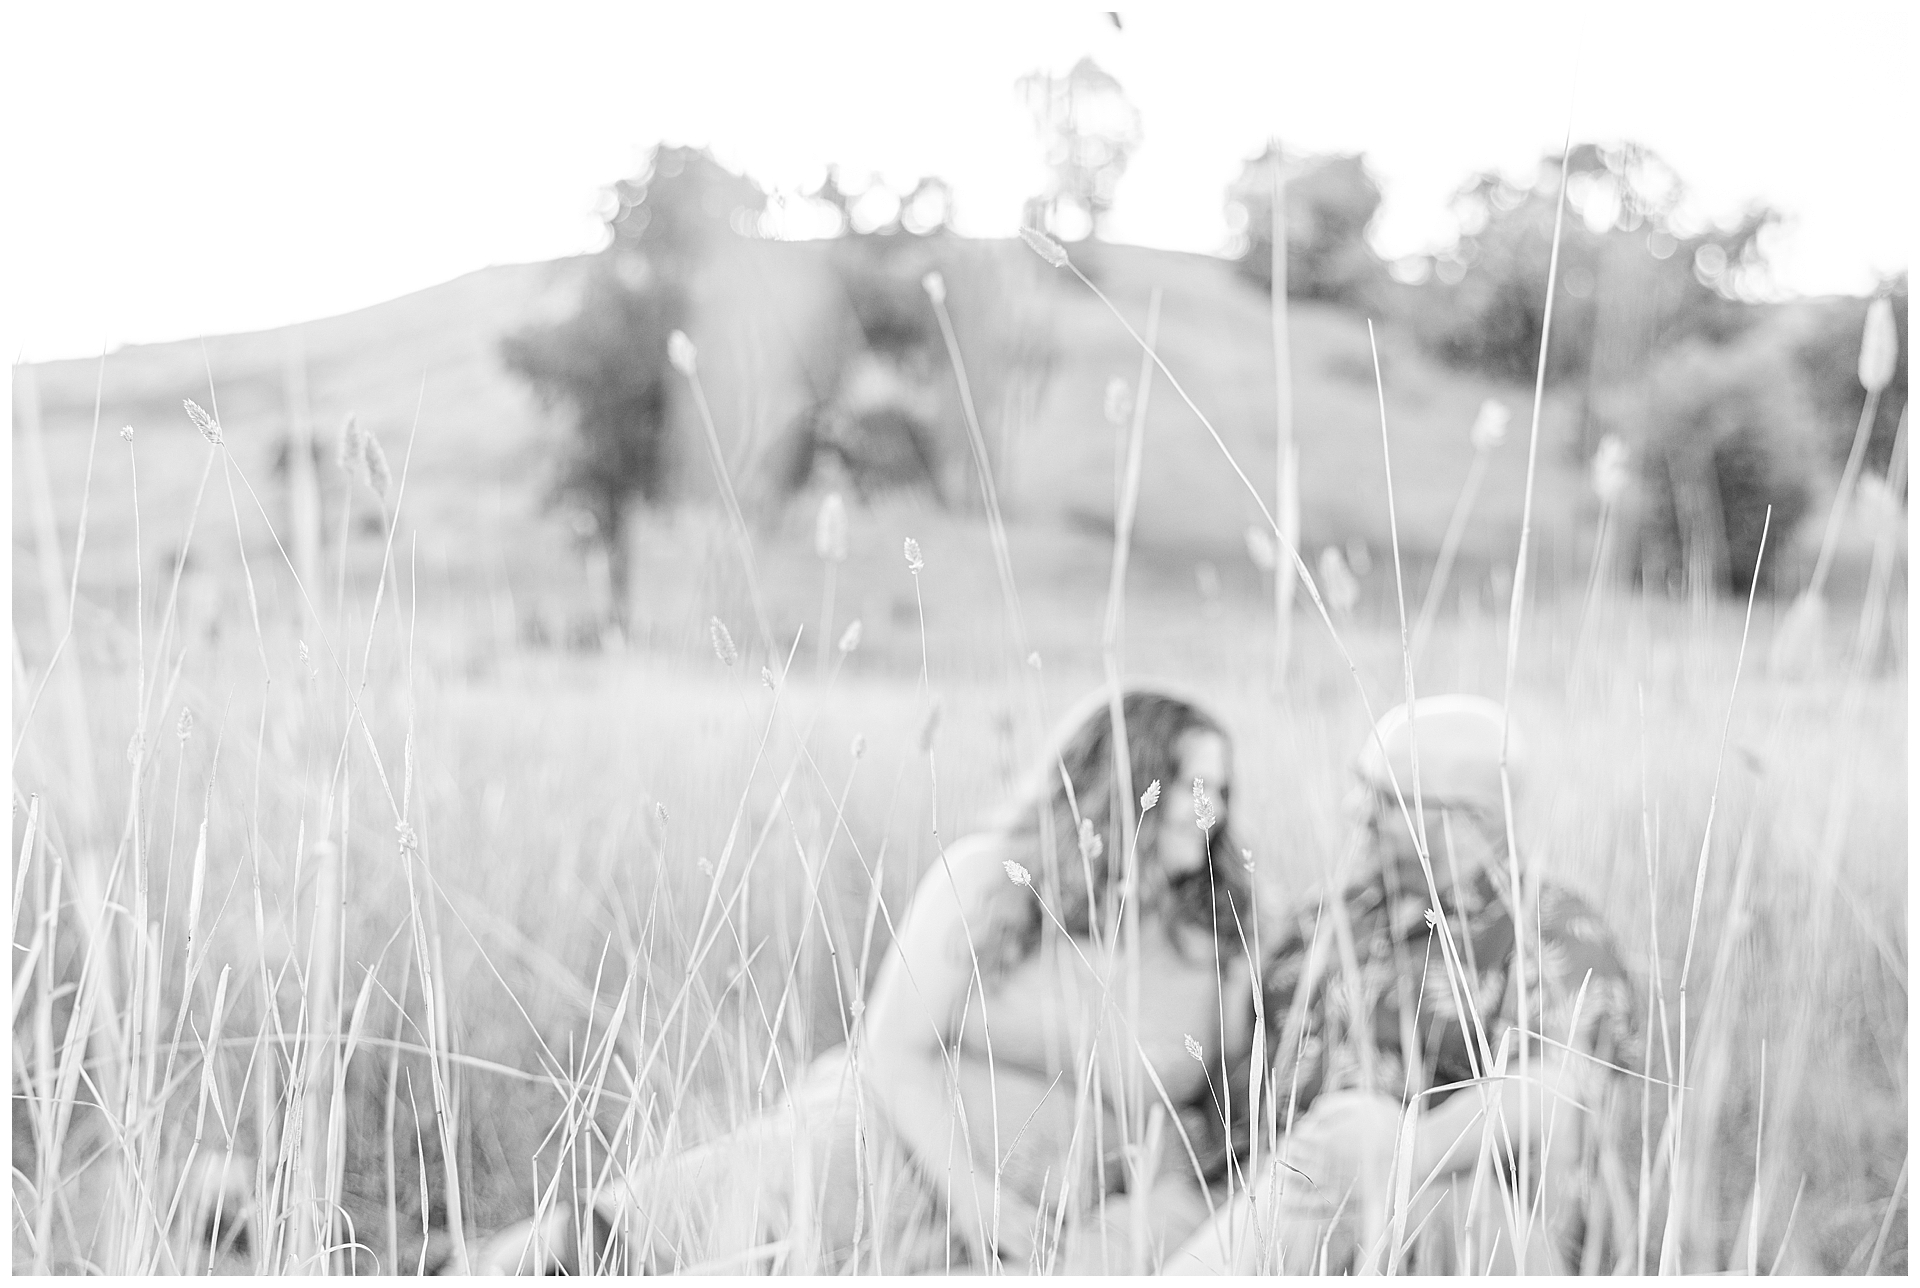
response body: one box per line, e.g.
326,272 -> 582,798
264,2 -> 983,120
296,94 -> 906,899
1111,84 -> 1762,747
10,240 -> 1906,1274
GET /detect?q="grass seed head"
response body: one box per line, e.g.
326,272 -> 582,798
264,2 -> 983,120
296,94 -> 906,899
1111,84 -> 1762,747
183,398 -> 223,445
1244,524 -> 1278,573
1077,817 -> 1104,862
837,619 -> 862,653
337,412 -> 368,481
655,802 -> 668,825
1860,295 -> 1899,393
1590,435 -> 1631,506
1140,779 -> 1162,812
1192,777 -> 1216,831
363,430 -> 392,498
761,666 -> 775,690
815,492 -> 848,563
921,270 -> 947,305
1003,859 -> 1033,887
904,537 -> 924,573
851,733 -> 866,759
1316,545 -> 1360,616
1184,1034 -> 1204,1062
177,706 -> 194,743
709,616 -> 737,666
1241,846 -> 1256,872
1020,226 -> 1069,269
127,730 -> 144,764
668,329 -> 698,376
119,424 -> 135,443
1470,398 -> 1511,450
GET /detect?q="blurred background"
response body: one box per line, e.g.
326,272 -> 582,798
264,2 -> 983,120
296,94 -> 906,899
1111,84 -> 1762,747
8,1 -> 1909,1276
9,1 -> 1910,654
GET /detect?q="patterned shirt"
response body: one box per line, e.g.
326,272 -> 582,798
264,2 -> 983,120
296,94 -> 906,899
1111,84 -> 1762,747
1256,861 -> 1639,1129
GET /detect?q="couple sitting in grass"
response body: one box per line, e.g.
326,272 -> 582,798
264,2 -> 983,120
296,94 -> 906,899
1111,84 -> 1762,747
471,685 -> 1639,1275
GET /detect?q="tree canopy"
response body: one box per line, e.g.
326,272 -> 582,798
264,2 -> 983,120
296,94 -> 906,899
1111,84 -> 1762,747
1418,141 -> 1772,385
1017,57 -> 1142,242
501,145 -> 765,624
1225,144 -> 1386,307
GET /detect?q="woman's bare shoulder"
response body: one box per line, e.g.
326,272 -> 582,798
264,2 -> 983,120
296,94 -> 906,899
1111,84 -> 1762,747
915,833 -> 1015,899
937,832 -> 1004,866
899,834 -> 1036,970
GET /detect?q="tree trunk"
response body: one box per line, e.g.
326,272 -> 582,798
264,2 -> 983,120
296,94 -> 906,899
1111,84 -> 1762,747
603,513 -> 633,639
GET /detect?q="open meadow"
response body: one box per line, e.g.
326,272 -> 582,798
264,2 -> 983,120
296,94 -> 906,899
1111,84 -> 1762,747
10,330 -> 1907,1274
6,16 -> 1910,1255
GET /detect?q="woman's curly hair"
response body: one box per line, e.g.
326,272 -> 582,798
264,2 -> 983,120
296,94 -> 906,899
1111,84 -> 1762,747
995,685 -> 1252,963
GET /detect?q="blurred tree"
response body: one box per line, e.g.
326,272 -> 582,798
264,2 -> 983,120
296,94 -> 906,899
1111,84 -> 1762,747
800,169 -> 962,370
603,143 -> 766,257
1017,57 -> 1141,242
1416,142 -> 1772,387
801,167 -> 954,241
770,168 -> 1057,508
1225,144 -> 1386,307
833,234 -> 942,361
501,145 -> 764,628
803,166 -> 857,235
1625,333 -> 1818,595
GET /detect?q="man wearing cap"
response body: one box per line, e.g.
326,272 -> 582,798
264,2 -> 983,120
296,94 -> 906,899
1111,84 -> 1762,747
1168,695 -> 1639,1275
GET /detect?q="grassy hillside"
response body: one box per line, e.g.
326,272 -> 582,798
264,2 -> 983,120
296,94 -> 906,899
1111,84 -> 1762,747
14,237 -> 1603,656
1006,243 -> 1590,564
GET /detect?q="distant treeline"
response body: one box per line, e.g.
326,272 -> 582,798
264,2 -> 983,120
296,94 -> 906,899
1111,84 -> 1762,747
505,133 -> 1905,618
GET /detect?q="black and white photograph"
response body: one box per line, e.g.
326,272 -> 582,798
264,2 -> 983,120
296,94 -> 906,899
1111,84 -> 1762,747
7,2 -> 1909,1276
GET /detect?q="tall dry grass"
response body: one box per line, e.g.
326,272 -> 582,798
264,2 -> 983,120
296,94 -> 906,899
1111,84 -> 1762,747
10,279 -> 1908,1276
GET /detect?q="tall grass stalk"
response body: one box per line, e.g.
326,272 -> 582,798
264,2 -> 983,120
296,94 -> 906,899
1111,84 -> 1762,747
17,356 -> 118,1272
1269,143 -> 1300,690
1097,287 -> 1160,1271
1773,298 -> 1898,676
284,328 -> 340,1270
1853,409 -> 1907,667
1867,1155 -> 1909,1275
675,336 -> 778,664
14,359 -> 104,814
1659,507 -> 1770,1273
924,275 -> 1042,702
928,270 -> 1093,1264
1803,330 -> 1891,603
1364,319 -> 1520,1263
1494,129 -> 1574,1247
1409,435 -> 1494,668
1749,412 -> 1905,1265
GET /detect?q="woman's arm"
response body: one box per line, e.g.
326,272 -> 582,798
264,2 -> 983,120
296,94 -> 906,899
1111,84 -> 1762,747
1414,886 -> 1638,1185
1411,1045 -> 1599,1183
1176,952 -> 1257,1188
860,838 -> 1044,1266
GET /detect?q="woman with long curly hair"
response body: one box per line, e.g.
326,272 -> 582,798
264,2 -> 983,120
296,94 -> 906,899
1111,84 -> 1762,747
465,684 -> 1258,1275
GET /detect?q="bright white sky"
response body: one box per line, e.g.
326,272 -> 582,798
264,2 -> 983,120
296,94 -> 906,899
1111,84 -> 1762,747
5,0 -> 1910,362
